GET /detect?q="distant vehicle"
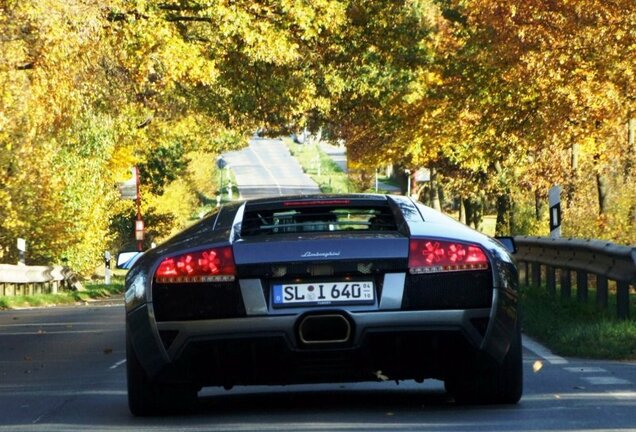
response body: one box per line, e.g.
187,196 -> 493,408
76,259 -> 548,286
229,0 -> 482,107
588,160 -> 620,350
122,194 -> 522,416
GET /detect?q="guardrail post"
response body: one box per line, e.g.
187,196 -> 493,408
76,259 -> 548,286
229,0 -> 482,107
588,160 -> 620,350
531,263 -> 542,288
521,262 -> 529,286
576,271 -> 588,302
546,266 -> 556,296
560,269 -> 572,299
616,281 -> 630,320
596,276 -> 609,308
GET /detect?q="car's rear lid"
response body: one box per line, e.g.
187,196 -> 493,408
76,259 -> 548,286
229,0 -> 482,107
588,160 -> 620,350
232,196 -> 409,276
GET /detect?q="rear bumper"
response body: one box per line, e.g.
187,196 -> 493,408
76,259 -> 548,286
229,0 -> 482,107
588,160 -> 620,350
127,295 -> 516,387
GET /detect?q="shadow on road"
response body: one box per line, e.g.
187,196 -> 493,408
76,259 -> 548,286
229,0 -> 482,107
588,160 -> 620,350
195,384 -> 456,415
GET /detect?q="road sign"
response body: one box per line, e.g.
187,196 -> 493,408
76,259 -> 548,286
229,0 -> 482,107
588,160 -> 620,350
415,168 -> 431,182
117,168 -> 138,200
135,220 -> 144,239
17,238 -> 26,265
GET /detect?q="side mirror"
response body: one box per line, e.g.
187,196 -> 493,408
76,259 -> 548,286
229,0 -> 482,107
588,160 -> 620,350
495,236 -> 517,254
116,251 -> 143,269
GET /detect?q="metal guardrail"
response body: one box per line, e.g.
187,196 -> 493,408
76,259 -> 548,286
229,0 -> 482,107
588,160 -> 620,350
514,236 -> 636,319
0,264 -> 84,297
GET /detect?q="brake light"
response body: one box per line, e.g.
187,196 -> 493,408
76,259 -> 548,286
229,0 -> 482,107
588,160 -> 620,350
283,199 -> 351,207
408,239 -> 489,274
155,247 -> 236,283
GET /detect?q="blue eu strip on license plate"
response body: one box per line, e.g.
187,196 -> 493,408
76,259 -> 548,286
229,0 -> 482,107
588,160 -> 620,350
272,281 -> 374,306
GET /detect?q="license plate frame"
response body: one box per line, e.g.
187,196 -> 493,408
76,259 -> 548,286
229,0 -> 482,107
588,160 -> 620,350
272,280 -> 375,307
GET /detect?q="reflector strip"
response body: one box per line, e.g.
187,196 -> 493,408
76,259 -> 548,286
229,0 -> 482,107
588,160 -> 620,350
156,275 -> 236,284
409,263 -> 489,274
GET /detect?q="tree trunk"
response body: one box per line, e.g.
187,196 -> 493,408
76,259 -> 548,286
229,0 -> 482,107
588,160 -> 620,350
429,168 -> 441,211
463,199 -> 472,227
463,198 -> 483,230
627,118 -> 635,176
595,173 -> 608,215
495,193 -> 511,235
627,119 -> 635,222
534,190 -> 544,220
567,143 -> 579,207
459,198 -> 466,224
472,199 -> 483,230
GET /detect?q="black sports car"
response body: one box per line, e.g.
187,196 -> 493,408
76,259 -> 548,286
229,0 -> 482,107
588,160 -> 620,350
123,194 -> 522,415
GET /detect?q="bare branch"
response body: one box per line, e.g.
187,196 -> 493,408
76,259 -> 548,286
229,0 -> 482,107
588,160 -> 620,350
137,117 -> 153,129
165,15 -> 213,23
16,62 -> 34,70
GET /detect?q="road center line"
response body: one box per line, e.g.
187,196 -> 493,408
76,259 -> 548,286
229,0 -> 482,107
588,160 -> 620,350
249,145 -> 283,196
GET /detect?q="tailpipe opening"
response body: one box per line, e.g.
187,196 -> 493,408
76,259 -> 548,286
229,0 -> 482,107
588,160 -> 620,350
298,314 -> 352,346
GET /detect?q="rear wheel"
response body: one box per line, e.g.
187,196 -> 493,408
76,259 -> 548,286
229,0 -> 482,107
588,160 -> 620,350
126,334 -> 197,416
445,325 -> 523,405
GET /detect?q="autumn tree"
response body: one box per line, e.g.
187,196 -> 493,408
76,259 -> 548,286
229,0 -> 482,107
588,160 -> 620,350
1,0 -> 354,272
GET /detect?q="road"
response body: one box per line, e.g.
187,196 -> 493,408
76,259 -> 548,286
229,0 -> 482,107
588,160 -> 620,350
1,302 -> 635,431
222,138 -> 320,199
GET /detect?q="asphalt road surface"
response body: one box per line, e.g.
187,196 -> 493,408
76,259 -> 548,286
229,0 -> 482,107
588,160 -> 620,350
1,300 -> 635,431
222,138 -> 320,199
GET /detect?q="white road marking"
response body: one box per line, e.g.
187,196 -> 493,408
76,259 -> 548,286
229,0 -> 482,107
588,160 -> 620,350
522,335 -> 568,365
249,146 -> 283,195
109,359 -> 127,370
0,330 -> 116,336
582,376 -> 632,385
564,367 -> 607,373
609,391 -> 636,400
526,391 -> 636,401
0,322 -> 119,328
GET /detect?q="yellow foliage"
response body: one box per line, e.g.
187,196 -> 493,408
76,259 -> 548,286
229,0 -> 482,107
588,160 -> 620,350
144,179 -> 199,241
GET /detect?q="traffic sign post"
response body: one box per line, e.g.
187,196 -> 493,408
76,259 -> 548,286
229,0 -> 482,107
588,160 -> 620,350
549,185 -> 562,238
216,157 -> 227,200
104,251 -> 111,285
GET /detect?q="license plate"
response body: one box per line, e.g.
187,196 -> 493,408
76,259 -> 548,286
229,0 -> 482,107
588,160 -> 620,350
272,281 -> 375,307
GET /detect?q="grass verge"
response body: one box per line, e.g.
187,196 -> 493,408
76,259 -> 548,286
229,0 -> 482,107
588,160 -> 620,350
521,284 -> 636,360
286,140 -> 358,193
0,274 -> 126,309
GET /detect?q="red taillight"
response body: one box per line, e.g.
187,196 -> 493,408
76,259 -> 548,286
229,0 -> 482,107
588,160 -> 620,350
408,239 -> 489,274
155,247 -> 236,283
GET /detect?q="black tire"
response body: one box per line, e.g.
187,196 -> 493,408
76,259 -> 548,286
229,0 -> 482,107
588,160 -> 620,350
126,334 -> 197,416
445,325 -> 523,405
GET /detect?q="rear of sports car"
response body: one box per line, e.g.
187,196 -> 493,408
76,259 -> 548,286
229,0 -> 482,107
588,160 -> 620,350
124,194 -> 522,416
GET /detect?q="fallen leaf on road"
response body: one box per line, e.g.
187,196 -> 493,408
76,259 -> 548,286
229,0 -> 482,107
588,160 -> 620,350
374,370 -> 389,381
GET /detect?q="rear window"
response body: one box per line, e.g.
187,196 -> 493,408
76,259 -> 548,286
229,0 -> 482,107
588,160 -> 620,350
240,203 -> 398,237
